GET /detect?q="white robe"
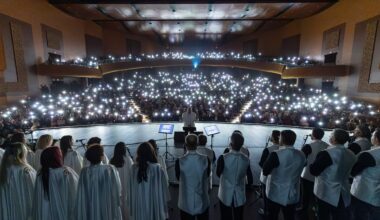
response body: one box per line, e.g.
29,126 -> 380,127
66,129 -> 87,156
33,167 -> 79,220
127,163 -> 170,220
0,164 -> 36,220
0,148 -> 4,164
64,150 -> 83,175
114,156 -> 134,220
33,149 -> 44,171
157,155 -> 169,185
75,164 -> 122,220
27,148 -> 35,167
83,154 -> 109,167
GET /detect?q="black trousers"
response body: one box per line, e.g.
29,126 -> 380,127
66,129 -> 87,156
266,198 -> 296,220
300,178 -> 315,220
219,200 -> 244,220
261,184 -> 268,216
351,196 -> 380,220
180,208 -> 209,220
316,195 -> 348,220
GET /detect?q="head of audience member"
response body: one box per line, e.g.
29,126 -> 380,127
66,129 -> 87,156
230,132 -> 244,151
311,128 -> 325,141
10,132 -> 26,144
271,130 -> 280,144
198,134 -> 207,147
185,134 -> 198,151
110,142 -> 127,168
59,135 -> 73,158
0,143 -> 28,186
36,134 -> 53,150
354,125 -> 371,140
279,130 -> 297,147
85,145 -> 104,165
329,128 -> 350,145
40,147 -> 63,197
87,137 -> 101,148
148,139 -> 158,154
371,128 -> 380,146
135,142 -> 158,183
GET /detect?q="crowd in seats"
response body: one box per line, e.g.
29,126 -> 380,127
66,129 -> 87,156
0,70 -> 379,139
0,123 -> 379,219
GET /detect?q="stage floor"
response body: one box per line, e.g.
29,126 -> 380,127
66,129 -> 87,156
34,122 -> 332,185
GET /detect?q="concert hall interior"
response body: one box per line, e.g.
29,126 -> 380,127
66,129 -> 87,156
0,0 -> 380,220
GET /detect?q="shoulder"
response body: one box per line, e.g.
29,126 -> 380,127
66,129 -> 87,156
23,165 -> 35,174
62,166 -> 77,176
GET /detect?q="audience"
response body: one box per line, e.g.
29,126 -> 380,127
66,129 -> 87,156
33,146 -> 79,219
0,143 -> 36,220
127,142 -> 169,220
76,145 -> 122,220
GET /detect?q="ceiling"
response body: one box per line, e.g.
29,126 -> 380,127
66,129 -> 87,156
50,0 -> 337,44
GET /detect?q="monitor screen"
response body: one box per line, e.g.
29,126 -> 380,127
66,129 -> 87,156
204,125 -> 220,136
158,124 -> 174,134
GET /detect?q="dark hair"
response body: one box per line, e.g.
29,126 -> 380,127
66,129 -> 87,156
231,132 -> 244,151
10,132 -> 25,144
281,130 -> 297,146
85,145 -> 104,165
148,139 -> 158,150
40,147 -> 63,198
374,128 -> 380,143
348,142 -> 361,155
333,129 -> 350,145
271,130 -> 280,143
185,134 -> 198,150
357,125 -> 371,140
87,137 -> 101,147
135,142 -> 158,183
60,135 -> 73,158
312,128 -> 325,140
110,142 -> 127,168
198,134 -> 207,146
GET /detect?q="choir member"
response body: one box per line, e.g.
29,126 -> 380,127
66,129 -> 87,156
0,147 -> 4,165
75,145 -> 122,220
350,128 -> 380,220
196,134 -> 215,188
33,134 -> 53,170
60,135 -> 83,174
263,130 -> 306,220
300,128 -> 329,219
110,142 -> 134,220
353,124 -> 372,152
148,139 -> 169,185
33,147 -> 79,220
258,130 -> 280,217
223,130 -> 250,157
217,132 -> 253,220
10,132 -> 34,166
175,134 -> 211,220
127,142 -> 169,220
0,142 -> 36,219
83,137 -> 109,167
310,128 -> 356,220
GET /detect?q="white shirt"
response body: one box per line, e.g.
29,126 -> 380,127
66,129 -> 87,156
182,112 -> 196,127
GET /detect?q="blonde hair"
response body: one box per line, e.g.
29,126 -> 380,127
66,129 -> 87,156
0,143 -> 28,186
36,134 -> 53,150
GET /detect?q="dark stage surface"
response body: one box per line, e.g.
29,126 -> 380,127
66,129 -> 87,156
34,122 -> 332,186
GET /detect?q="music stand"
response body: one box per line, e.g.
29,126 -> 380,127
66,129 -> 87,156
159,124 -> 175,160
204,125 -> 220,150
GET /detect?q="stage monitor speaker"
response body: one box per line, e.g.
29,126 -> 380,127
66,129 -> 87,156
174,131 -> 204,145
324,52 -> 337,64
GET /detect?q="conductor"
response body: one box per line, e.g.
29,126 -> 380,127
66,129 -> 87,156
182,107 -> 197,133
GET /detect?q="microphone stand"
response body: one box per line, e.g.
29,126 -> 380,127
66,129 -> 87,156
303,135 -> 310,146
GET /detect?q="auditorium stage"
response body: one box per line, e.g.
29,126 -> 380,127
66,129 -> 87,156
34,122 -> 332,186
